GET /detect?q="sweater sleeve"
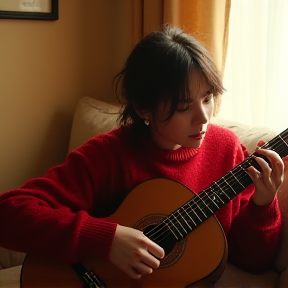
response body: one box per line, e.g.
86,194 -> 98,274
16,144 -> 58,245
227,144 -> 282,272
0,141 -> 117,263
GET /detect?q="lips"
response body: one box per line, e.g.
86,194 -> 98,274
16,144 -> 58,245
188,131 -> 206,139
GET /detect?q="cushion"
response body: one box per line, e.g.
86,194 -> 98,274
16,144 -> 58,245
0,265 -> 22,287
0,246 -> 25,269
69,97 -> 120,152
211,117 -> 278,154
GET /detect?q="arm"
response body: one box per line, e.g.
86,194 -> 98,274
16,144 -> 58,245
227,143 -> 283,272
0,135 -> 164,279
0,143 -> 117,262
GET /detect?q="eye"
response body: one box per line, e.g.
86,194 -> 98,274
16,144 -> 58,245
204,92 -> 214,103
177,102 -> 190,112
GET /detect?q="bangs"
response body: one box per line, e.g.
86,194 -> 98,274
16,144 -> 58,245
164,61 -> 204,122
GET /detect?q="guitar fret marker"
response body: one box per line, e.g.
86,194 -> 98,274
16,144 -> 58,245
210,187 -> 225,205
203,189 -> 220,209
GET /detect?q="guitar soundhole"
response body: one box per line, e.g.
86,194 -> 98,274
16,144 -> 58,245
133,214 -> 187,268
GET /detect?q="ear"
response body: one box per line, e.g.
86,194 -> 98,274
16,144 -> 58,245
135,109 -> 149,119
134,106 -> 152,122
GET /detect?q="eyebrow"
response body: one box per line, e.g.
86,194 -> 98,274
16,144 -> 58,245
178,90 -> 212,103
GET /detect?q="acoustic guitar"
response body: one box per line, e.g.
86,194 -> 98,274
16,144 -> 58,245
20,128 -> 288,288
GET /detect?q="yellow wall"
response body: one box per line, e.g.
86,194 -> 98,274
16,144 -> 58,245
0,0 -> 130,192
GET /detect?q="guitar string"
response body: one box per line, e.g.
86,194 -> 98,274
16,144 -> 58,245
146,139 -> 288,243
145,132 -> 288,243
146,143 -> 288,243
145,158 -> 255,242
146,154 -> 285,244
152,131 -> 288,236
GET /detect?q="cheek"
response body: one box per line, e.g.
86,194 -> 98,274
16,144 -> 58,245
166,114 -> 191,131
206,107 -> 214,119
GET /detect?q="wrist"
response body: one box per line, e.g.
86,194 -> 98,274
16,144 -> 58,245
252,190 -> 276,206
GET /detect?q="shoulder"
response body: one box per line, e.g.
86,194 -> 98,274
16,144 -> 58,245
62,126 -> 130,172
206,123 -> 241,146
77,126 -> 128,152
205,124 -> 249,161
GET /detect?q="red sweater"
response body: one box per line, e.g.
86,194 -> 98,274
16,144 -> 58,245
0,124 -> 281,272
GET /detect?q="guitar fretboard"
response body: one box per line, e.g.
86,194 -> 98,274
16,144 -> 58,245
160,128 -> 288,241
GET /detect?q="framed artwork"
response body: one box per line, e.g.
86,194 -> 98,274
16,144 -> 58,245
0,0 -> 58,20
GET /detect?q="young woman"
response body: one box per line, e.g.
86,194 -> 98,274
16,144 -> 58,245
0,25 -> 284,283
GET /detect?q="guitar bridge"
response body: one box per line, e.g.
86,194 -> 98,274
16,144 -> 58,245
88,270 -> 106,288
72,262 -> 106,288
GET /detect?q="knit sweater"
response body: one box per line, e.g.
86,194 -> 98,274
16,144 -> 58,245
0,124 -> 281,273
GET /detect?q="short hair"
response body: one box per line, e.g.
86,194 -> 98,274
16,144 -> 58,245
114,24 -> 224,127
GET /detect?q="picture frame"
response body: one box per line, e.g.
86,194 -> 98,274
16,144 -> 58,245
0,0 -> 58,20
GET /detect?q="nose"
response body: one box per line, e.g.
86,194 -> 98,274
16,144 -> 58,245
191,103 -> 209,126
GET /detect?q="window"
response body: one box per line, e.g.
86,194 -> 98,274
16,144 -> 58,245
219,0 -> 288,132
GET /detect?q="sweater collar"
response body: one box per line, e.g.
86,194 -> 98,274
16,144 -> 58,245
143,137 -> 199,162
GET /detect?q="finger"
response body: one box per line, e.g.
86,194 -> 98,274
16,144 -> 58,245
140,247 -> 161,269
257,140 -> 267,148
246,166 -> 262,183
283,155 -> 288,172
254,156 -> 272,177
134,260 -> 153,275
255,149 -> 284,184
125,266 -> 142,279
144,236 -> 165,259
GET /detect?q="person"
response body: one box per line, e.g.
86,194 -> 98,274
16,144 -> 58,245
0,25 -> 285,283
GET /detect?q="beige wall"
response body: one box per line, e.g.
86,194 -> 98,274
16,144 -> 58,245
0,0 -> 130,192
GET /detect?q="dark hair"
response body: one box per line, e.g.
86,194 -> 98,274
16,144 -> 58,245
113,25 -> 225,128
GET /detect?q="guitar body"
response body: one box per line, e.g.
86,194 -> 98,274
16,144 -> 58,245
21,178 -> 228,288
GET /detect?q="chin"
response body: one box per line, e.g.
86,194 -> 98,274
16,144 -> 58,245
183,143 -> 202,149
185,140 -> 204,149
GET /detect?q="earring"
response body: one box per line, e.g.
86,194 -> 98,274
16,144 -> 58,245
144,119 -> 150,126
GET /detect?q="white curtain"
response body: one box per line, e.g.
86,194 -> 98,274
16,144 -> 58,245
218,0 -> 288,133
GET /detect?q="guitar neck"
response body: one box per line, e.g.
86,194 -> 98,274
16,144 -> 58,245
166,128 -> 288,240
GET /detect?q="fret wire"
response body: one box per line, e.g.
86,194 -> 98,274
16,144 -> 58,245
214,181 -> 230,200
223,178 -> 237,195
173,211 -> 187,234
181,205 -> 196,228
177,208 -> 193,230
182,204 -> 197,226
279,134 -> 288,146
187,200 -> 202,222
229,170 -> 245,188
169,214 -> 184,238
194,199 -> 208,218
198,194 -> 214,214
164,218 -> 180,240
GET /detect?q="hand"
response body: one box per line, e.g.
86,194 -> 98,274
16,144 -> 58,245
246,140 -> 285,206
109,225 -> 165,279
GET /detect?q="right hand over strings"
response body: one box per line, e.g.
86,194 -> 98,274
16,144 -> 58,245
109,224 -> 165,279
